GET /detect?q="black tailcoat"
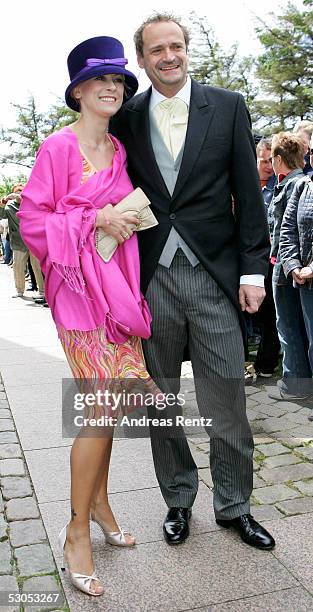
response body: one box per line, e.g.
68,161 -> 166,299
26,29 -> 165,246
111,80 -> 270,321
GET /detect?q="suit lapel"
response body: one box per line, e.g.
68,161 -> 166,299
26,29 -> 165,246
125,88 -> 171,199
171,80 -> 216,203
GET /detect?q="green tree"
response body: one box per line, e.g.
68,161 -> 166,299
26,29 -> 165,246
188,13 -> 259,114
0,174 -> 28,199
0,95 -> 77,169
255,1 -> 313,131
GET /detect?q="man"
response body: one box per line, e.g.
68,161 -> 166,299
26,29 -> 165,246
111,13 -> 274,550
246,139 -> 280,379
256,138 -> 276,206
0,185 -> 44,299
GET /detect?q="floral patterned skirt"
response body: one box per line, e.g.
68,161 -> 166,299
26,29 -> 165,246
60,331 -> 160,420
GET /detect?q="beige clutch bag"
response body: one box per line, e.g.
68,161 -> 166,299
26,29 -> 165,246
95,187 -> 158,262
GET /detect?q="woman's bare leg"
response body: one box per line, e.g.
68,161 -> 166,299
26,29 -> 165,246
90,437 -> 135,544
65,433 -> 114,594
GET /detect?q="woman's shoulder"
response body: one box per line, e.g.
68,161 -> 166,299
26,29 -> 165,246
38,127 -> 78,156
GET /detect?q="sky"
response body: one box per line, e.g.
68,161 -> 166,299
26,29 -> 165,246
0,0 -> 304,175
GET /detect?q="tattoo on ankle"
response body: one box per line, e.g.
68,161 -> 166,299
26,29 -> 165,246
71,507 -> 77,521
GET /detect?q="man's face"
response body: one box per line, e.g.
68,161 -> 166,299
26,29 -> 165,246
137,21 -> 188,96
257,147 -> 273,181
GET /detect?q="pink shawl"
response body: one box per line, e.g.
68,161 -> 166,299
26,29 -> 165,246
18,127 -> 152,351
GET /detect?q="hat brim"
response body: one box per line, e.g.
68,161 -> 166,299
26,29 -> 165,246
65,65 -> 138,112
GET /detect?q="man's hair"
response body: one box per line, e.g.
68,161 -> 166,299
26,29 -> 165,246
134,12 -> 190,56
256,137 -> 272,157
293,120 -> 313,138
271,132 -> 305,170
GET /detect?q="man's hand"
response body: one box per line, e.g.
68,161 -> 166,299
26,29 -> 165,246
239,284 -> 265,313
96,204 -> 140,245
291,268 -> 306,285
298,266 -> 313,281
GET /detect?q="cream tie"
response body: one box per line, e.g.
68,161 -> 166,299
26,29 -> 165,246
153,97 -> 188,160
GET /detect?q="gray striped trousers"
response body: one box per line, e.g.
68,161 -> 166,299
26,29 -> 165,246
143,250 -> 253,519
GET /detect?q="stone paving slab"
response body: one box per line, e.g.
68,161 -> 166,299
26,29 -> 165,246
40,482 -> 217,555
0,345 -> 65,366
259,462 -> 313,485
268,512 -> 313,595
9,405 -> 70,452
0,362 -> 72,389
203,586 -> 313,611
252,484 -> 301,505
59,531 -> 298,612
0,458 -> 25,477
14,543 -> 56,577
255,442 -> 291,457
1,476 -> 32,500
293,480 -> 313,495
294,446 -> 313,460
0,540 -> 12,574
0,574 -> 19,612
276,497 -> 313,516
22,575 -> 65,611
250,504 -> 284,522
6,496 -> 39,521
0,513 -> 8,539
25,438 -> 159,504
0,444 -> 22,459
262,453 -> 301,469
10,519 -> 46,548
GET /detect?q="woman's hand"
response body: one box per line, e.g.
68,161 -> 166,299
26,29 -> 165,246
96,204 -> 140,245
291,268 -> 306,285
299,266 -> 313,281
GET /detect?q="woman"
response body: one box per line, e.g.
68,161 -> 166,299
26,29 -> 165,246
267,132 -> 312,400
19,36 -> 159,597
280,135 -> 313,371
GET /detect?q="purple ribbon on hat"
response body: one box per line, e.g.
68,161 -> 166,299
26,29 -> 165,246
74,57 -> 128,80
86,57 -> 128,67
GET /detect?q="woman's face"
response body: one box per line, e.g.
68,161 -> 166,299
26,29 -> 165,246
271,152 -> 283,176
73,73 -> 125,117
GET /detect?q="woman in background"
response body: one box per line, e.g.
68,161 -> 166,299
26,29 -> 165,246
267,132 -> 312,400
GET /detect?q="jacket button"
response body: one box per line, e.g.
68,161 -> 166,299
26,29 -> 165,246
169,213 -> 176,220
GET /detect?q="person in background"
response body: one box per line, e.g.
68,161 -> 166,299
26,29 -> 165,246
0,184 -> 44,298
248,139 -> 280,379
267,132 -> 312,400
280,133 -> 313,374
293,120 -> 313,177
0,217 -> 12,265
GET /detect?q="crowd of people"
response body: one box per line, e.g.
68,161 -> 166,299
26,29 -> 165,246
0,184 -> 48,306
0,11 -> 312,600
246,121 -> 313,402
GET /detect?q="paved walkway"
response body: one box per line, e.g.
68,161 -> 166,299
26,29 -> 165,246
1,263 -> 313,611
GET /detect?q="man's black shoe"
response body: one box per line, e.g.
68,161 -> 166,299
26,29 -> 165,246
216,514 -> 275,550
163,507 -> 192,545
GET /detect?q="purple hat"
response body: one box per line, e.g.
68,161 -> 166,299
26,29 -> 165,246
65,36 -> 138,111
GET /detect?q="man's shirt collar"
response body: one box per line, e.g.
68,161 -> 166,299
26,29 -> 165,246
149,75 -> 191,111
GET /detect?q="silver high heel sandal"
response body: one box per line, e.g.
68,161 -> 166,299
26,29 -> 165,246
58,524 -> 104,596
90,514 -> 136,547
